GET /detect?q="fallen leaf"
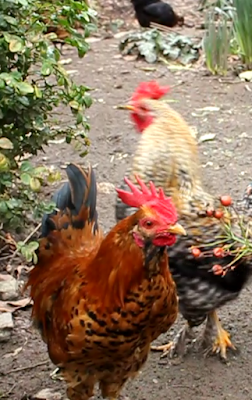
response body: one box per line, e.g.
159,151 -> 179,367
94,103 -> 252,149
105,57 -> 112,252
0,297 -> 32,313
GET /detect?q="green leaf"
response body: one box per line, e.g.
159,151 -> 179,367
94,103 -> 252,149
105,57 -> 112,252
16,82 -> 34,95
76,112 -> 83,124
33,252 -> 38,264
41,62 -> 53,76
34,85 -> 42,98
4,16 -> 17,25
33,166 -> 46,176
3,32 -> 12,43
83,95 -> 92,108
27,241 -> 39,252
20,161 -> 33,172
18,96 -> 30,106
17,241 -> 25,250
20,172 -> 31,185
17,0 -> 28,5
9,38 -> 24,52
6,198 -> 21,209
69,100 -> 80,110
0,137 -> 13,150
30,177 -> 41,192
139,41 -> 157,63
0,201 -> 8,214
0,153 -> 9,172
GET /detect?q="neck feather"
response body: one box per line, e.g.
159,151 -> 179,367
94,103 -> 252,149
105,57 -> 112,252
85,213 -> 173,309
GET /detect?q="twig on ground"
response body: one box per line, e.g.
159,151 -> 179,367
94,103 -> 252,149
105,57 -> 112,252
4,360 -> 49,375
0,383 -> 18,398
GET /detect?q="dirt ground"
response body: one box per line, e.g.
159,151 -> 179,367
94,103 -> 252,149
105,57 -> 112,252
1,1 -> 252,399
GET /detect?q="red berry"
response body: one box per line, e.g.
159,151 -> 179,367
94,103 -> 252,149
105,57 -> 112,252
206,208 -> 214,217
191,247 -> 202,258
214,210 -> 224,219
213,247 -> 225,258
220,195 -> 232,207
212,264 -> 224,275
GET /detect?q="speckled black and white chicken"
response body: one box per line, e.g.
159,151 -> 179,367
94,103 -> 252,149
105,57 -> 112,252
115,80 -> 252,360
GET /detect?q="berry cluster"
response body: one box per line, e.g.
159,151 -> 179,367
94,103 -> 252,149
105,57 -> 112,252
190,195 -> 234,277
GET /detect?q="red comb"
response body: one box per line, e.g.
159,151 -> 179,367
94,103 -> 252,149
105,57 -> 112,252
116,175 -> 177,223
131,81 -> 170,102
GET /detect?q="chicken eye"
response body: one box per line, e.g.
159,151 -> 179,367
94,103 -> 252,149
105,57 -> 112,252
144,220 -> 153,227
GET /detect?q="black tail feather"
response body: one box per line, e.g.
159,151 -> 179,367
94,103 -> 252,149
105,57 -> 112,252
41,164 -> 98,237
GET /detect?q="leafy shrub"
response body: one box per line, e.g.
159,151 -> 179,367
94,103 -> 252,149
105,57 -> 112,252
0,0 -> 96,231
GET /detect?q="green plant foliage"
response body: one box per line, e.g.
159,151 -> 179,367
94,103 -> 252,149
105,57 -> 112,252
0,0 -> 97,234
119,30 -> 201,65
233,0 -> 252,68
199,0 -> 234,15
203,12 -> 231,75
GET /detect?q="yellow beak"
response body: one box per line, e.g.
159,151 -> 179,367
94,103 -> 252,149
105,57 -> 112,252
167,223 -> 186,236
116,104 -> 135,111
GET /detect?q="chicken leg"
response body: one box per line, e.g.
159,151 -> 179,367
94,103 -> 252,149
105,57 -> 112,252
205,310 -> 236,359
151,322 -> 193,358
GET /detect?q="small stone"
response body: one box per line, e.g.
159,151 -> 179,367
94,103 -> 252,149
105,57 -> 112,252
0,275 -> 19,301
0,312 -> 14,342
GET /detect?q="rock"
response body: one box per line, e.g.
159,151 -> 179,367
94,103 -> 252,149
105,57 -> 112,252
0,275 -> 19,301
0,312 -> 14,342
33,388 -> 62,400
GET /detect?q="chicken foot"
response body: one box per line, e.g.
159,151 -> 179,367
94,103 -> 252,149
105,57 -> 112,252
151,322 -> 193,358
203,310 -> 236,360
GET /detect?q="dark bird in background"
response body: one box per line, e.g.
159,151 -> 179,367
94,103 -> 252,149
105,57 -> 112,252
131,0 -> 184,28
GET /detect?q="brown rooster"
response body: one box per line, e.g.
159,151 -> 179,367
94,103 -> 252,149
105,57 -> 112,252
26,163 -> 186,400
116,81 -> 252,360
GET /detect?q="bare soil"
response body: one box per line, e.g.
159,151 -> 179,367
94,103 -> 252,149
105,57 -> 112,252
1,1 -> 252,399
